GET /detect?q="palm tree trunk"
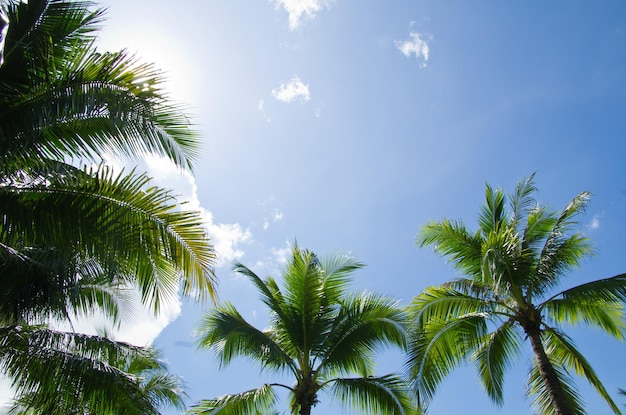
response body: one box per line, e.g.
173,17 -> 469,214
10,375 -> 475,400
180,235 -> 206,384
299,403 -> 312,415
526,326 -> 573,415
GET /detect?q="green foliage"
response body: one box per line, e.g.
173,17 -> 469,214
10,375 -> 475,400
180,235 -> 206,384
194,246 -> 413,415
0,0 -> 215,412
407,174 -> 625,415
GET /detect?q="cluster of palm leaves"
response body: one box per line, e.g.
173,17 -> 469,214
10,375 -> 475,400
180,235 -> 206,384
0,0 -> 216,413
406,174 -> 626,415
191,247 -> 414,415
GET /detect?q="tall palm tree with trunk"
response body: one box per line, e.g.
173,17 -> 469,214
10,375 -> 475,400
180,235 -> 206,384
406,174 -> 626,415
192,246 -> 414,415
0,0 -> 216,412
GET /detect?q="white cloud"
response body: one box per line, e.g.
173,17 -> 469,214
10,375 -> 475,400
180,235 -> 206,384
257,99 -> 272,123
208,217 -> 252,265
272,241 -> 293,265
588,215 -> 601,230
141,155 -> 252,267
272,76 -> 311,103
273,209 -> 284,221
272,0 -> 331,30
55,293 -> 181,347
0,377 -> 14,412
395,31 -> 431,67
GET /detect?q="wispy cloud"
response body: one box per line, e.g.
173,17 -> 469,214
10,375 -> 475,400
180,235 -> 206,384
257,99 -> 272,122
272,76 -> 311,103
588,214 -> 601,230
272,0 -> 331,30
395,31 -> 432,67
271,240 -> 292,265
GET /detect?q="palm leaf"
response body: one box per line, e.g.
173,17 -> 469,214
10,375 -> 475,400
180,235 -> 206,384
473,321 -> 522,404
188,384 -> 278,415
321,293 -> 406,376
407,284 -> 502,326
195,303 -> 293,372
542,327 -> 622,414
478,183 -> 507,235
327,374 -> 415,415
0,0 -> 198,170
509,173 -> 536,231
405,314 -> 487,406
417,219 -> 483,278
551,273 -> 626,303
533,192 -> 592,295
527,361 -> 585,415
2,165 -> 216,306
542,296 -> 625,340
0,325 -> 158,415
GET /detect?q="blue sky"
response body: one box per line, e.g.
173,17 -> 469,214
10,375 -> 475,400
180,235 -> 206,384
51,1 -> 626,414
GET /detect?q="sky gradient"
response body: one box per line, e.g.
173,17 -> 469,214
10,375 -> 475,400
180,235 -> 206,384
101,1 -> 626,414
7,1 -> 626,414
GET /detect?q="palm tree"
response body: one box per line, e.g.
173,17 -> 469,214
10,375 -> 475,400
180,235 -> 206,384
406,174 -> 626,415
191,246 -> 413,415
4,331 -> 187,415
0,0 -> 216,307
0,0 -> 216,412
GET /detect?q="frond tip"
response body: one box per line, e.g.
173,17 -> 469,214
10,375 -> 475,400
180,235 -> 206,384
188,384 -> 278,415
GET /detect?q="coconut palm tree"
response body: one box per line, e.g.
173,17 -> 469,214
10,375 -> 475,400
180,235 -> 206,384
406,174 -> 626,415
0,0 -> 215,412
192,246 -> 413,415
4,329 -> 186,415
0,0 -> 216,308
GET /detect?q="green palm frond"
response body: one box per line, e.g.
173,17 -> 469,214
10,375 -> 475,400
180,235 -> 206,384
140,371 -> 187,412
328,374 -> 415,415
232,262 -> 288,320
542,328 -> 622,414
0,240 -> 134,324
0,325 -> 158,415
195,302 -> 292,372
521,205 -> 557,253
281,248 -> 329,352
407,284 -> 501,326
321,293 -> 406,376
552,273 -> 626,303
478,183 -> 507,234
533,192 -> 592,296
0,0 -> 198,170
473,322 -> 522,404
417,219 -> 483,278
528,361 -> 585,415
317,252 -> 364,303
543,296 -> 625,340
188,384 -> 279,415
406,313 -> 488,406
2,165 -> 216,307
0,0 -> 102,90
509,172 -> 536,231
479,226 -> 522,296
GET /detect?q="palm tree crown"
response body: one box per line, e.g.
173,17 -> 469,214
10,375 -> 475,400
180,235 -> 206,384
406,174 -> 626,415
192,246 -> 413,415
0,0 -> 216,412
